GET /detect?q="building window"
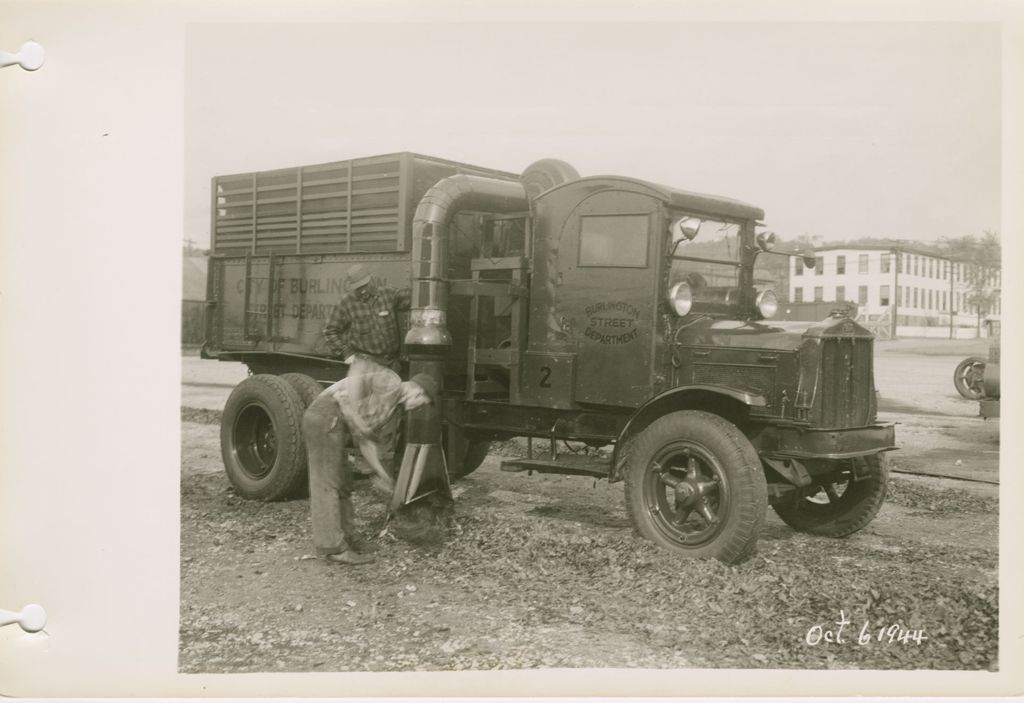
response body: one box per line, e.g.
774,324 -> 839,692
881,253 -> 891,273
836,285 -> 845,301
814,286 -> 823,302
815,256 -> 824,275
927,289 -> 932,309
794,288 -> 804,303
942,290 -> 947,311
880,285 -> 890,306
913,288 -> 918,308
858,286 -> 868,304
794,258 -> 803,276
836,255 -> 846,275
913,256 -> 919,276
859,254 -> 868,274
898,253 -> 904,273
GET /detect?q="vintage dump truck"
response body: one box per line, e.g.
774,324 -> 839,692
203,151 -> 896,563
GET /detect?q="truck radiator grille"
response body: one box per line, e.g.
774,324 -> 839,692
818,337 -> 873,427
694,364 -> 773,396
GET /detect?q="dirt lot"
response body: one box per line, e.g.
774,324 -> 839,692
179,338 -> 999,672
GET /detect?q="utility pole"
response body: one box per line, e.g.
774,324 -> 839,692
891,248 -> 899,340
948,259 -> 954,340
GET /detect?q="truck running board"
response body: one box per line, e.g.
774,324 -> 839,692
500,455 -> 610,479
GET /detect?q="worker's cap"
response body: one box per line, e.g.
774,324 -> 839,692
408,373 -> 438,404
345,264 -> 373,291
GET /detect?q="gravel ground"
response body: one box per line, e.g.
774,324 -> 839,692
180,421 -> 997,672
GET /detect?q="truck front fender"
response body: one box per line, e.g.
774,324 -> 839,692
609,385 -> 766,482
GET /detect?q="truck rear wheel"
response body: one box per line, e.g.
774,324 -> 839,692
278,373 -> 325,497
221,374 -> 308,501
624,411 -> 767,565
453,440 -> 490,479
443,424 -> 490,479
280,372 -> 324,406
771,454 -> 888,537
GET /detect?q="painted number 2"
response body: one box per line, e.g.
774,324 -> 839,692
539,366 -> 552,388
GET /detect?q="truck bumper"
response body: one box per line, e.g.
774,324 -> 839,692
748,423 -> 897,460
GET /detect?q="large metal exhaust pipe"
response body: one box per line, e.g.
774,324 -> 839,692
395,162 -> 577,510
396,174 -> 528,509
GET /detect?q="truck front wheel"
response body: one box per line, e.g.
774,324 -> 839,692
624,410 -> 767,565
771,454 -> 888,537
221,374 -> 308,501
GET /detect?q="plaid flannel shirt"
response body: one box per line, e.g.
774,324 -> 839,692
323,286 -> 412,361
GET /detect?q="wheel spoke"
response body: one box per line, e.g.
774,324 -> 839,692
696,479 -> 717,495
824,484 -> 840,502
673,508 -> 692,525
697,498 -> 718,524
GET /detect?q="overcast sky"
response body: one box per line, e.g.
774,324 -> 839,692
185,22 -> 1001,249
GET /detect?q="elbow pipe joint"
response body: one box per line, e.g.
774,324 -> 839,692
404,174 -> 529,352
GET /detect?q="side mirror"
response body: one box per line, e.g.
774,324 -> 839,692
802,254 -> 817,269
756,231 -> 777,251
670,216 -> 702,244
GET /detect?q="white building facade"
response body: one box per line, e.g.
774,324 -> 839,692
788,244 -> 1000,338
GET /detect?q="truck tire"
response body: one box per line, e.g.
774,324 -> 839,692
442,424 -> 490,479
624,411 -> 767,565
771,454 -> 888,537
953,356 -> 987,400
452,440 -> 490,479
280,372 -> 324,406
278,373 -> 325,497
221,374 -> 308,501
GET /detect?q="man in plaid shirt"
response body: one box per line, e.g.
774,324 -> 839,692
323,264 -> 411,372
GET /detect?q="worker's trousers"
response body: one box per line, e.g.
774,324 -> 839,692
302,392 -> 357,555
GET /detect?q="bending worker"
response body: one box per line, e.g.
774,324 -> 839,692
323,264 -> 411,373
302,362 -> 434,565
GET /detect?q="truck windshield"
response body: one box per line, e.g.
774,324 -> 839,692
668,219 -> 741,306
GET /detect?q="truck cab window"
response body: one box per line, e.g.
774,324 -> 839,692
579,214 -> 649,267
668,218 -> 741,306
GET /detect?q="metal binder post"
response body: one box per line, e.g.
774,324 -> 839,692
0,604 -> 46,632
0,41 -> 45,71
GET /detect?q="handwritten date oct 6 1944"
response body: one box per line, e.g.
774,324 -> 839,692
806,610 -> 928,646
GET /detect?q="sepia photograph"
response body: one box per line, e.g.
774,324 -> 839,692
177,20 -> 1003,676
7,3 -> 1020,697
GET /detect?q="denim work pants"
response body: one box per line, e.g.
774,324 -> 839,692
302,392 -> 357,555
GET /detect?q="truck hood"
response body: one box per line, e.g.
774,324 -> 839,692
674,316 -> 869,352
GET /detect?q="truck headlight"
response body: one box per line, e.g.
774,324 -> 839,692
756,289 -> 778,319
668,282 -> 693,316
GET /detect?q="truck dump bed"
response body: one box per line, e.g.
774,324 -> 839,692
204,152 -> 518,361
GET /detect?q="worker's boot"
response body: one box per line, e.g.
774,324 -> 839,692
327,550 -> 375,565
338,499 -> 378,556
